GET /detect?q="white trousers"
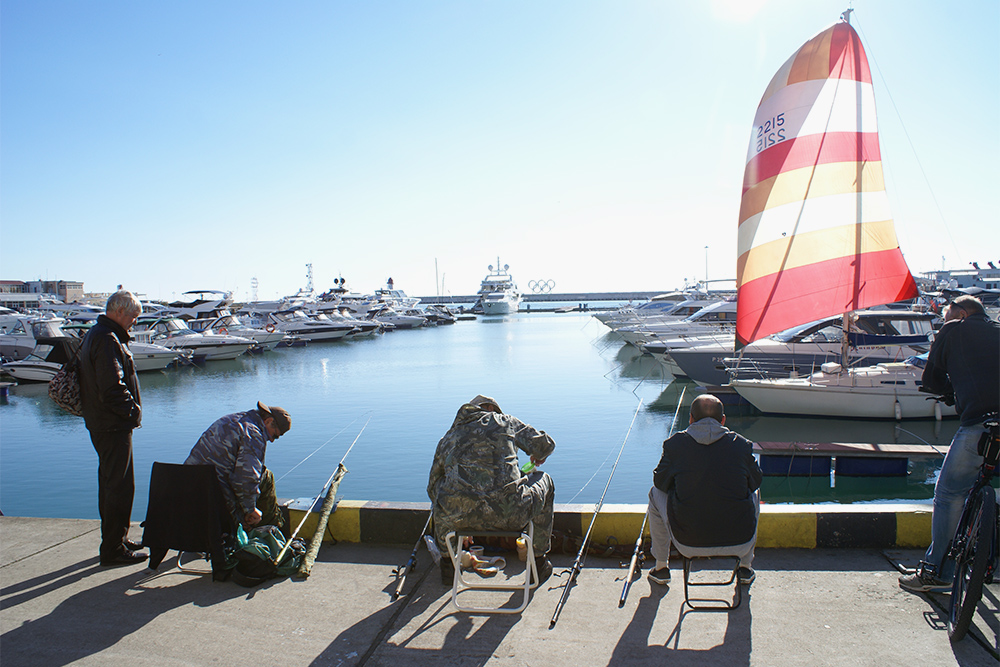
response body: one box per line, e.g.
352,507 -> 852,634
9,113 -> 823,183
647,486 -> 758,568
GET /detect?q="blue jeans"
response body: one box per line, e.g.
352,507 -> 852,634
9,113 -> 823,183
924,422 -> 988,580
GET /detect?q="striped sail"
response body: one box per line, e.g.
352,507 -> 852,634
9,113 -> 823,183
736,21 -> 918,348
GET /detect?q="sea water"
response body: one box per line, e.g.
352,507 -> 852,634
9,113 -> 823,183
0,311 -> 958,521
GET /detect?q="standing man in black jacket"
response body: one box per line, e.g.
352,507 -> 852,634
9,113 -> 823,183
79,290 -> 146,566
646,394 -> 762,586
899,295 -> 1000,592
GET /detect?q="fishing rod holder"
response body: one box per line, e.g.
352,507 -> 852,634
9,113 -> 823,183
445,526 -> 537,614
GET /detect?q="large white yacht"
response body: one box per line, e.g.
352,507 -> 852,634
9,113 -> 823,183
476,261 -> 522,315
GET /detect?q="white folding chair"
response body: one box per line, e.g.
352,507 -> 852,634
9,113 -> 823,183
445,525 -> 537,614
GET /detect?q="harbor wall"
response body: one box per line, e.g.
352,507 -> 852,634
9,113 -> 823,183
418,291 -> 668,304
286,500 -> 932,550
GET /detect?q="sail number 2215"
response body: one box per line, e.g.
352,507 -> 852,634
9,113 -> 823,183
756,113 -> 786,153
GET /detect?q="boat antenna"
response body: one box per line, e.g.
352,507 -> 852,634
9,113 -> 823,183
550,397 -> 643,629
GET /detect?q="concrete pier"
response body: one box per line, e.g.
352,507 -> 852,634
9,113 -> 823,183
2,510 -> 996,666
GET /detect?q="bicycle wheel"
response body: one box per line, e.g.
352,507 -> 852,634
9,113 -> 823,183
948,486 -> 996,641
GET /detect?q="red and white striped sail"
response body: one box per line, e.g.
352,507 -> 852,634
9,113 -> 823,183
736,21 -> 918,348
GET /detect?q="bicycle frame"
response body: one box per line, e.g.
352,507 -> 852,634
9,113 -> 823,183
945,416 -> 999,641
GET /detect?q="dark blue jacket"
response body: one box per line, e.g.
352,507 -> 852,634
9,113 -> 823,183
653,419 -> 762,548
79,315 -> 142,432
921,313 -> 999,426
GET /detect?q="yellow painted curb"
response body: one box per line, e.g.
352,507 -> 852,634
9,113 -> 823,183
757,513 -> 817,548
895,510 -> 932,548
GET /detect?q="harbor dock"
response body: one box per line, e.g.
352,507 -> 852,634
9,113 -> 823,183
2,509 -> 997,666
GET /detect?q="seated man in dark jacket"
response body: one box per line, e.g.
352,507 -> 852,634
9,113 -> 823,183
646,394 -> 762,586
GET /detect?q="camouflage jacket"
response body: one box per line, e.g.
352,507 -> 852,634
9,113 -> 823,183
427,403 -> 555,519
185,410 -> 269,521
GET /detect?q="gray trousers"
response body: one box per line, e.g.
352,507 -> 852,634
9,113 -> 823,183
647,486 -> 758,568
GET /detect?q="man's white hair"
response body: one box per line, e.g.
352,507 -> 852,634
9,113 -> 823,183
106,290 -> 142,317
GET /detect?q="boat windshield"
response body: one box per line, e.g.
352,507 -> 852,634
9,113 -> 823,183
25,345 -> 54,362
32,320 -> 64,338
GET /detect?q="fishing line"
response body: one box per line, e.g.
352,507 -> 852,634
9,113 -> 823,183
276,411 -> 370,483
893,426 -> 946,457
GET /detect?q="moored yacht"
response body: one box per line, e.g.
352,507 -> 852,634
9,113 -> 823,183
188,312 -> 286,351
132,317 -> 254,361
0,337 -> 77,382
0,315 -> 67,361
476,261 -> 521,315
266,309 -> 358,342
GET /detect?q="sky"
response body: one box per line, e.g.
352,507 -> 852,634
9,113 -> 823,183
2,0 -> 997,303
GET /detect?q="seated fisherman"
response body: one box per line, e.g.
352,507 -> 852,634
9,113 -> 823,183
186,401 -> 291,534
646,394 -> 762,586
427,395 -> 556,584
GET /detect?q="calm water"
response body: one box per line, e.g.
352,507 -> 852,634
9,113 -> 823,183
0,310 -> 958,521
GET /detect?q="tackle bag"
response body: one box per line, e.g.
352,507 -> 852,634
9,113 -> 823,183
48,357 -> 83,417
229,524 -> 306,587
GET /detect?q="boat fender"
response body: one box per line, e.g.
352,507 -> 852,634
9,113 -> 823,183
934,401 -> 942,421
894,401 -> 902,421
266,323 -> 276,333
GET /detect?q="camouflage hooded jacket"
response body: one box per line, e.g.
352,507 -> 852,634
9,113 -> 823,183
427,403 -> 555,521
185,409 -> 269,522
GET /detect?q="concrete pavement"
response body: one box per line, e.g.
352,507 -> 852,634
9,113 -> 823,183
1,516 -> 997,666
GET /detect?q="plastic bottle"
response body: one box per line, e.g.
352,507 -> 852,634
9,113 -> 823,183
520,461 -> 536,474
516,537 -> 528,561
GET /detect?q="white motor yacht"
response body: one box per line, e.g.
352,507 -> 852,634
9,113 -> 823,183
476,261 -> 521,315
266,310 -> 357,342
617,299 -> 738,347
667,310 -> 937,386
368,306 -> 426,330
188,312 -> 286,351
133,317 -> 254,361
0,337 -> 78,382
0,316 -> 68,361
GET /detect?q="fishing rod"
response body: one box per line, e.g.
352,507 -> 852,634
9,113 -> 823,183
391,512 -> 433,600
618,386 -> 686,608
274,414 -> 371,575
550,398 -> 643,629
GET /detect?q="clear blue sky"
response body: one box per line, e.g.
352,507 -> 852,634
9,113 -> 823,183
2,1 -> 997,302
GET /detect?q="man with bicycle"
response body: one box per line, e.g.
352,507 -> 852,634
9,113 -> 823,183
899,295 -> 999,592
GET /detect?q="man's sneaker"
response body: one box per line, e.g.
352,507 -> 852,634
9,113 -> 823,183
533,556 -> 553,585
898,571 -> 950,593
738,567 -> 756,585
647,567 -> 671,585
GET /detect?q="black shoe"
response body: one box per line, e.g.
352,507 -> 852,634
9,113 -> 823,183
100,549 -> 149,567
533,556 -> 553,585
738,567 -> 756,585
440,560 -> 455,585
647,567 -> 671,585
123,538 -> 143,551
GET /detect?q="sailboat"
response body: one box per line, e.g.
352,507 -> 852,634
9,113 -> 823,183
728,12 -> 954,420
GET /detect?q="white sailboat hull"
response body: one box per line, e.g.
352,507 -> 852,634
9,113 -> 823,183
732,363 -> 957,420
